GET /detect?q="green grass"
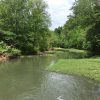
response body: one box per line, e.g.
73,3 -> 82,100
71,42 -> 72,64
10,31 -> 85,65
47,58 -> 100,82
54,48 -> 87,53
54,48 -> 91,59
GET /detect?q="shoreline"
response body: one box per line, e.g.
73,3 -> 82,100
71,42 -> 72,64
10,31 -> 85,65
0,54 -> 9,62
0,54 -> 20,62
0,48 -> 90,62
47,58 -> 100,82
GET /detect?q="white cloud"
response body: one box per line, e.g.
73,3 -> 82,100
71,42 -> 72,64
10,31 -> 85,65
44,0 -> 75,30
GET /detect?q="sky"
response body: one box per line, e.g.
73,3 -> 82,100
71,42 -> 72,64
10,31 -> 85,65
44,0 -> 75,30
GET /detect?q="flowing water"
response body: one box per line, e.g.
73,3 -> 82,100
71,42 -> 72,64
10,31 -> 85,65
0,55 -> 100,100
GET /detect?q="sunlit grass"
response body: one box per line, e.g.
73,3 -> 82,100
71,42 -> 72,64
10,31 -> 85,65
54,48 -> 87,53
47,58 -> 100,82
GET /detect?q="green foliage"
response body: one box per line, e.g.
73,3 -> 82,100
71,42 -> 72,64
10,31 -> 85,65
0,0 -> 51,54
65,26 -> 86,49
47,58 -> 100,81
7,48 -> 21,57
0,30 -> 16,46
53,27 -> 66,48
70,0 -> 100,53
54,26 -> 62,36
50,31 -> 60,47
0,41 -> 8,54
54,0 -> 100,55
0,0 -> 99,55
86,22 -> 100,53
0,41 -> 20,57
54,26 -> 87,49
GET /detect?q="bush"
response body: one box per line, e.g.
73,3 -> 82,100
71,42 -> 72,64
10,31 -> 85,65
0,41 -> 21,57
0,30 -> 16,46
65,26 -> 86,49
0,41 -> 8,54
8,48 -> 21,57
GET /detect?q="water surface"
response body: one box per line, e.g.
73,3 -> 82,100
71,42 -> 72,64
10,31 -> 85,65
0,55 -> 100,100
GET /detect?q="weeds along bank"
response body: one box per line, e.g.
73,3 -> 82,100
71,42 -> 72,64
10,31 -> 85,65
0,41 -> 20,61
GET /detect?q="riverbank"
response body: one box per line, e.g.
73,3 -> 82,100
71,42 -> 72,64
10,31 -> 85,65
0,54 -> 8,62
54,48 -> 91,59
0,54 -> 21,62
0,41 -> 21,62
47,57 -> 100,82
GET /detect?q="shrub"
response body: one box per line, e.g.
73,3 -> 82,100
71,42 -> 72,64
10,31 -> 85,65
0,41 -> 21,57
0,30 -> 16,46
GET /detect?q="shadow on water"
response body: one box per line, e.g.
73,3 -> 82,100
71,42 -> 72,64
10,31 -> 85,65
0,55 -> 99,100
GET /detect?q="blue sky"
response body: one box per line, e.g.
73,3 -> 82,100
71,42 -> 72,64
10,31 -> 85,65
44,0 -> 75,30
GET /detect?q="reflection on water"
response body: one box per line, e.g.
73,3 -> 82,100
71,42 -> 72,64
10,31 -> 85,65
55,51 -> 89,59
0,55 -> 99,100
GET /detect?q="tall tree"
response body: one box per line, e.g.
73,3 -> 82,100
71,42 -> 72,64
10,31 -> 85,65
61,0 -> 100,52
0,0 -> 51,54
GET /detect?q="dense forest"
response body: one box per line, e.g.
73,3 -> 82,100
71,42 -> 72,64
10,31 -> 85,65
0,0 -> 100,57
0,0 -> 51,56
54,0 -> 100,55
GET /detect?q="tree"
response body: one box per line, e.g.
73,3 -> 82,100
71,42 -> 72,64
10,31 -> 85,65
61,0 -> 100,53
54,26 -> 63,36
0,0 -> 51,54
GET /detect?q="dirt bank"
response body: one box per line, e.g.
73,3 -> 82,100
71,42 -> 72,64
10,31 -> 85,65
0,54 -> 8,62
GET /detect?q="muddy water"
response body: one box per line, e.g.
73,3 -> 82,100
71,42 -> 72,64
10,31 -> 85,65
0,56 -> 99,100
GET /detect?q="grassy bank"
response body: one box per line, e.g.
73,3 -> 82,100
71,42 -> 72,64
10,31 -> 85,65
54,48 -> 91,59
47,58 -> 100,82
